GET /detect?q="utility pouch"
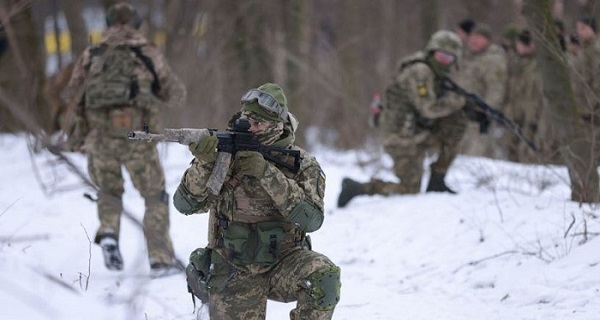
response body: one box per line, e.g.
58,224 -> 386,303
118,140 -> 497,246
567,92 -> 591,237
222,223 -> 254,264
186,247 -> 212,303
108,107 -> 141,138
255,221 -> 285,265
221,221 -> 285,265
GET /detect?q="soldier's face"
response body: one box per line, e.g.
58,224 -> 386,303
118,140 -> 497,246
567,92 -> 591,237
576,22 -> 595,43
467,34 -> 490,53
433,50 -> 456,66
247,117 -> 272,134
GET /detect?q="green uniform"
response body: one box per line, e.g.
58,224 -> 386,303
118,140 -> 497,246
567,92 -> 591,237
65,24 -> 186,266
371,51 -> 467,194
176,86 -> 340,319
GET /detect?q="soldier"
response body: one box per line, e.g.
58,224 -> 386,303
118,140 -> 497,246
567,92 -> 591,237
64,2 -> 187,277
503,29 -> 545,163
337,30 -> 468,208
572,15 -> 600,173
175,83 -> 341,319
457,24 -> 508,159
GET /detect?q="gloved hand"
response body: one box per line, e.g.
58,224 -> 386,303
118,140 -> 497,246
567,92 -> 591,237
235,150 -> 268,179
464,106 -> 491,134
189,135 -> 219,162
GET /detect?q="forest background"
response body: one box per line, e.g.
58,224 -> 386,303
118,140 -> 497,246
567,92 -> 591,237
2,0 -> 600,149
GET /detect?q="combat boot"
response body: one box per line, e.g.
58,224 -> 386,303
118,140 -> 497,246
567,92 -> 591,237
337,178 -> 366,208
426,172 -> 456,194
100,236 -> 124,271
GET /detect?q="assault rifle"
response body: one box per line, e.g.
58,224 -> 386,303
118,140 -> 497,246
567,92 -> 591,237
127,118 -> 301,195
439,76 -> 538,152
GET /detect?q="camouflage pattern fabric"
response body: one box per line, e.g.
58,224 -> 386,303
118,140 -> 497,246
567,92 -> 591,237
503,54 -> 546,163
457,43 -> 508,158
178,113 -> 339,318
64,24 -> 186,266
369,51 -> 466,194
87,137 -> 174,265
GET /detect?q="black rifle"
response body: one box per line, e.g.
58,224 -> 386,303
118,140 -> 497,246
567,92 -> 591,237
439,76 -> 538,152
128,118 -> 301,194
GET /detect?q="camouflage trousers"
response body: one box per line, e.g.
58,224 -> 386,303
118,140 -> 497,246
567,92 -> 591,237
367,111 -> 467,195
86,136 -> 174,266
207,247 -> 339,320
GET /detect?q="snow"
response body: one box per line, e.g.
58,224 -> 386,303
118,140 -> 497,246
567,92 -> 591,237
0,133 -> 599,320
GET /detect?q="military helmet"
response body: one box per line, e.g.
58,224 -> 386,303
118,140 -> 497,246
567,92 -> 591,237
425,30 -> 463,61
240,83 -> 290,123
106,2 -> 142,29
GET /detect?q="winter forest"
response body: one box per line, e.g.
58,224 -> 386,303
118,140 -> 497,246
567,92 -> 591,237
1,0 -> 600,319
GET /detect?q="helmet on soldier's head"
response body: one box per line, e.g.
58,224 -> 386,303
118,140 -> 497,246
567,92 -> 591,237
241,83 -> 290,123
106,2 -> 142,29
425,30 -> 463,61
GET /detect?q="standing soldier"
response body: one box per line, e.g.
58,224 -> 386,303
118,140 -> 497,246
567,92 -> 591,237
503,29 -> 546,163
176,83 -> 341,319
457,24 -> 508,159
64,2 -> 187,277
572,15 -> 600,177
337,30 -> 468,208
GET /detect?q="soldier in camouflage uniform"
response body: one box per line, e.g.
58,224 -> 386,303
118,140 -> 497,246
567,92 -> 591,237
64,2 -> 186,276
503,29 -> 546,163
457,24 -> 508,159
571,15 -> 600,187
174,83 -> 341,319
337,30 -> 468,208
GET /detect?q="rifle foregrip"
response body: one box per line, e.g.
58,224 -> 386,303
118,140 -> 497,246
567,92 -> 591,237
206,152 -> 232,195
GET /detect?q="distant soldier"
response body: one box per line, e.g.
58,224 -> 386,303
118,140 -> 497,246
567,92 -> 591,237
455,18 -> 475,58
176,83 -> 341,319
457,24 -> 508,159
64,2 -> 186,276
337,30 -> 468,208
503,29 -> 545,163
572,15 -> 600,162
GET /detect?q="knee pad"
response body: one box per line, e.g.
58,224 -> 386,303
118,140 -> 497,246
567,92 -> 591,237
307,266 -> 341,311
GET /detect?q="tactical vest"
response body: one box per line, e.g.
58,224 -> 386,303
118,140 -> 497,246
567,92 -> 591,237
379,58 -> 438,135
84,44 -> 159,109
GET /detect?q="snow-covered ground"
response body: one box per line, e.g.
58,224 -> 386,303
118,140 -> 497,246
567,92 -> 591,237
0,133 -> 599,320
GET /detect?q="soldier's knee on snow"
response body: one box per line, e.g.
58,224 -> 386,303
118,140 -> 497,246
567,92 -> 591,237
306,266 -> 341,311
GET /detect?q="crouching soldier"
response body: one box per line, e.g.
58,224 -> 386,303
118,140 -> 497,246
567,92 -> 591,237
174,83 -> 341,319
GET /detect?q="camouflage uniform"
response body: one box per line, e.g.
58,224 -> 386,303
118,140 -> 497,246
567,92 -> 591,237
457,33 -> 508,158
336,31 -> 467,207
503,48 -> 545,163
65,11 -> 186,268
175,83 -> 340,319
571,31 -> 600,175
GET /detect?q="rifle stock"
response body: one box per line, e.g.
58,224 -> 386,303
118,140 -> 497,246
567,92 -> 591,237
440,76 -> 538,152
127,120 -> 301,195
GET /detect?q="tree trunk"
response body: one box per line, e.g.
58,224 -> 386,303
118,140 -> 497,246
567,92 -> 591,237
420,0 -> 439,45
523,0 -> 599,203
61,0 -> 88,56
0,1 -> 49,133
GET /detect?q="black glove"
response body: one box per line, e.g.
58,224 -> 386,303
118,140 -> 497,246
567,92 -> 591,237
464,106 -> 491,134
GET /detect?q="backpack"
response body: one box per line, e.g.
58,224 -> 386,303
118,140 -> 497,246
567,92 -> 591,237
84,44 -> 159,109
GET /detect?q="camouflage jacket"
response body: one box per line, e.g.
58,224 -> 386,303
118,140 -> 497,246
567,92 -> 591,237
458,43 -> 507,108
379,51 -> 466,145
504,54 -> 544,131
178,118 -> 326,273
64,25 -> 186,142
572,36 -> 600,121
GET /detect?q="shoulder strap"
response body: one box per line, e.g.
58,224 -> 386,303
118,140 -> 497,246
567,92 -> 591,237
399,58 -> 429,72
130,46 -> 161,95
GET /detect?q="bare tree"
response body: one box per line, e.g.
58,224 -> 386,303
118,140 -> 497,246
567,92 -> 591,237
523,0 -> 599,203
0,0 -> 49,133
